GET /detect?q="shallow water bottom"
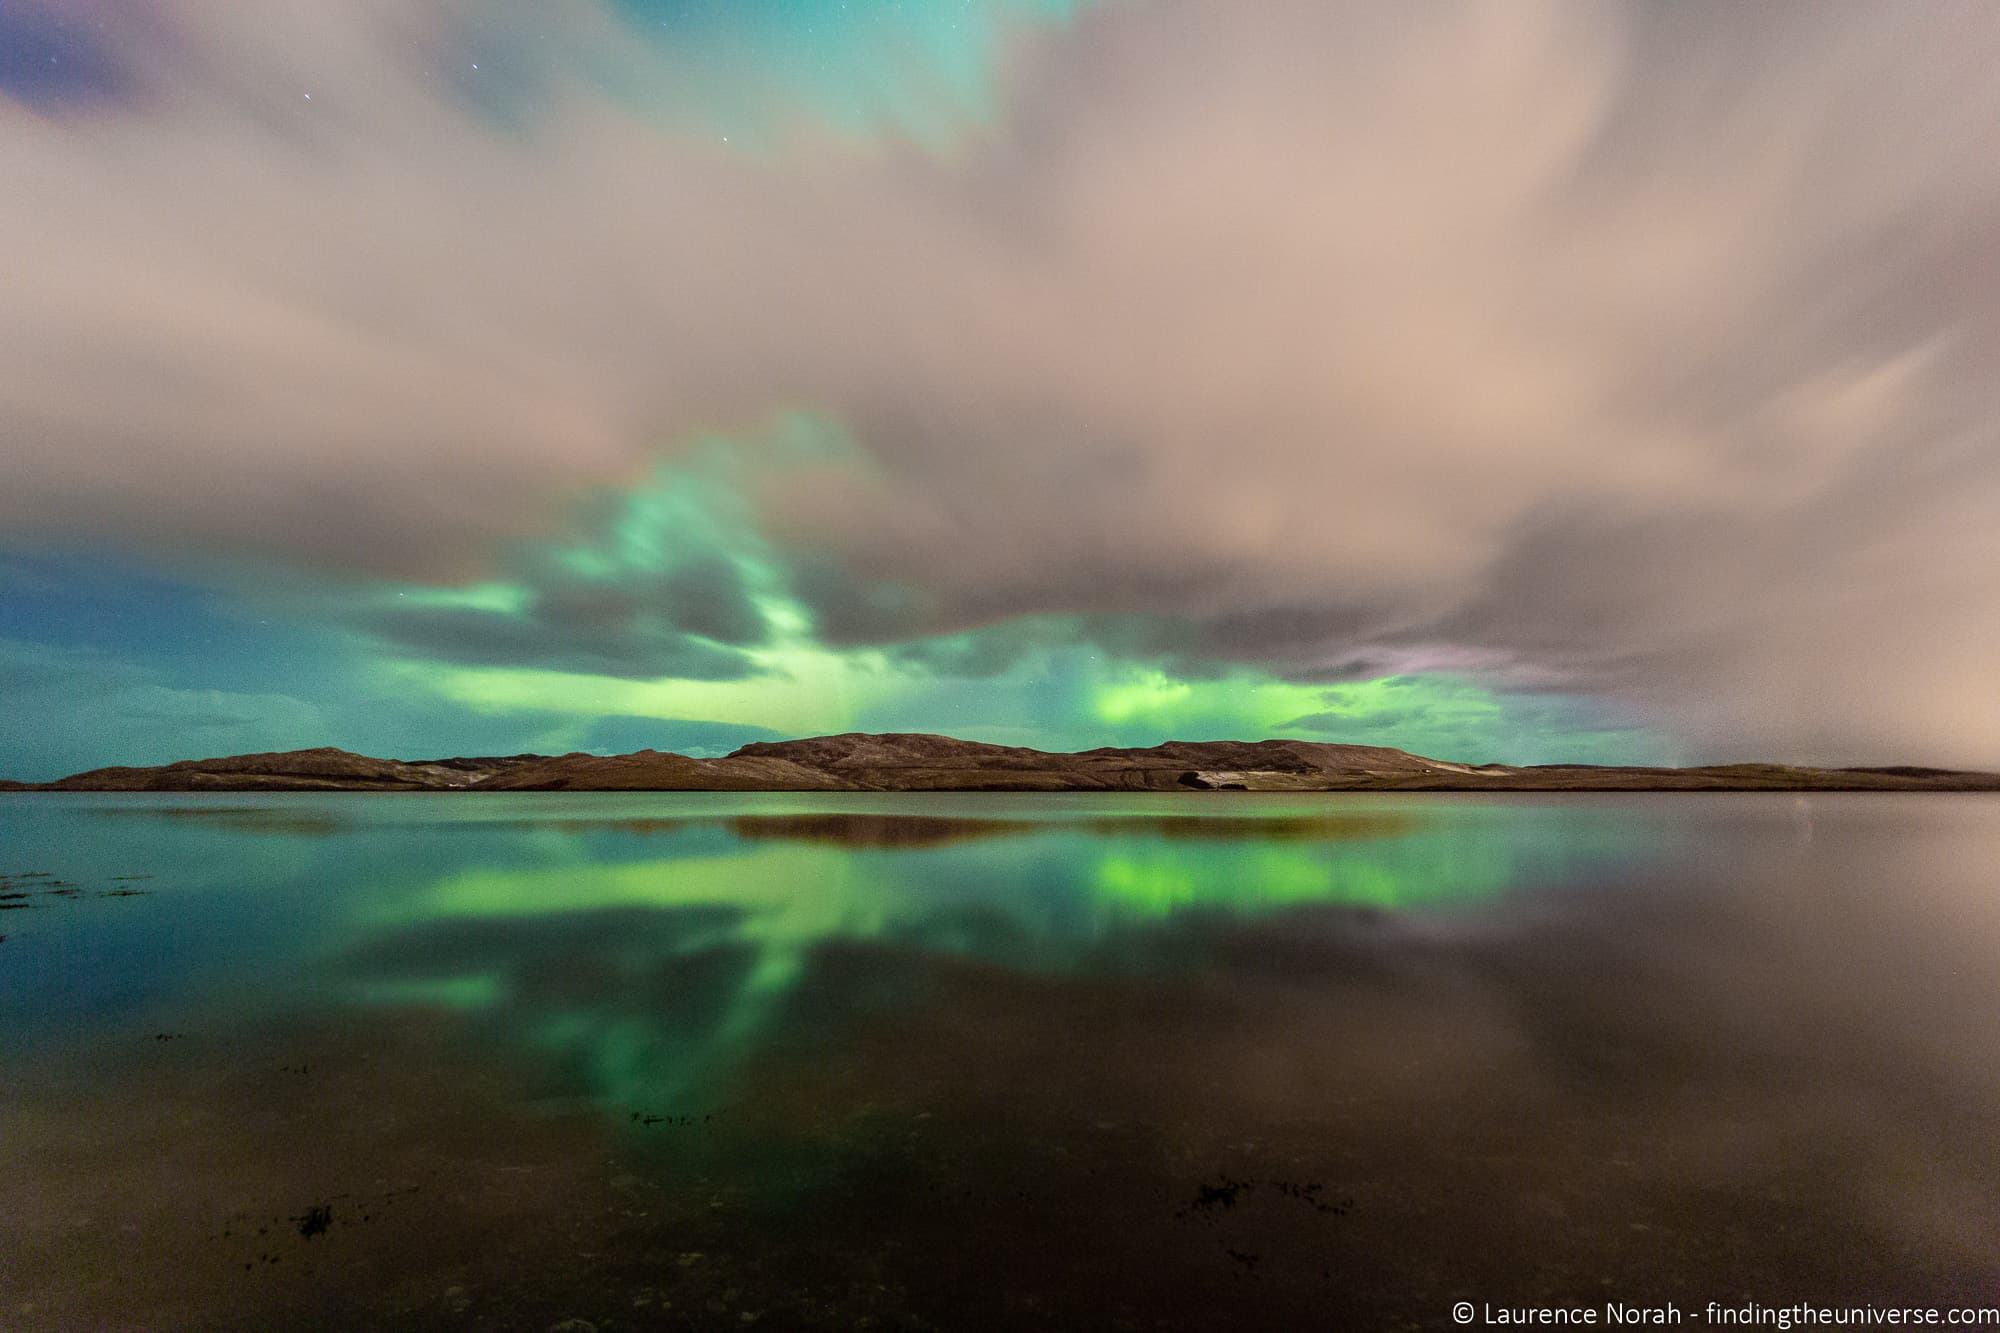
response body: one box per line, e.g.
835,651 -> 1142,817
4,793 -> 1999,1328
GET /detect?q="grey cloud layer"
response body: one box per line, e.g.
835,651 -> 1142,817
3,0 -> 1998,762
352,552 -> 768,679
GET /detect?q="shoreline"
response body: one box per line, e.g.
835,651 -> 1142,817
6,732 -> 1997,795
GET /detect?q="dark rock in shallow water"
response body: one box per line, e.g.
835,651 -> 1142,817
293,1204 -> 333,1239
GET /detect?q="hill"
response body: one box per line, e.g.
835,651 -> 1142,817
6,733 -> 1998,792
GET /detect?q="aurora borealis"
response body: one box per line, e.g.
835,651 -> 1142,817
5,1 -> 2000,779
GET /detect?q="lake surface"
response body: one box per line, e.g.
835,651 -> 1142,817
4,792 -> 1999,1329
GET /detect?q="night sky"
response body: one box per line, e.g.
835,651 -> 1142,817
4,1 -> 1998,779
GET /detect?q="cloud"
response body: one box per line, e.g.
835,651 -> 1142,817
2,1 -> 1998,761
0,638 -> 325,777
1274,673 -> 1657,765
354,591 -> 760,681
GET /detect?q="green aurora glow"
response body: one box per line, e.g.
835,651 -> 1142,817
328,415 -> 1665,765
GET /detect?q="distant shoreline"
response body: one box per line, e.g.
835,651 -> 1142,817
6,732 -> 1997,794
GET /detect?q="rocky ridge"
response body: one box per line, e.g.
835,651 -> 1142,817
7,733 -> 1999,792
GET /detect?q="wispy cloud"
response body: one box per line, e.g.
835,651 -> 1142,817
3,1 -> 1997,762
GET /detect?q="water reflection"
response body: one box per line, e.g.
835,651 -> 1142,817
1,793 -> 1653,1052
298,798 -> 1651,1111
4,793 -> 1999,1328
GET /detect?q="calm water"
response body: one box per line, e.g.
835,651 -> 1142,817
3,792 -> 1999,1329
